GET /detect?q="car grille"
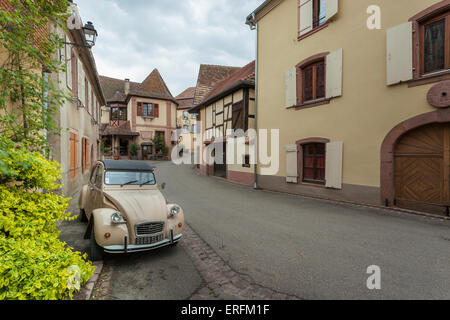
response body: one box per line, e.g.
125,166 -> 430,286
135,222 -> 164,236
136,234 -> 164,245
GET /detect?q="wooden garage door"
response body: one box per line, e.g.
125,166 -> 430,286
394,123 -> 450,215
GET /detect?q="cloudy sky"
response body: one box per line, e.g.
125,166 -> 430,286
75,0 -> 264,97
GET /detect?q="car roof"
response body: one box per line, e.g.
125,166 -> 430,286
100,160 -> 154,171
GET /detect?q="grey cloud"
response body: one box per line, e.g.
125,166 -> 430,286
75,0 -> 264,96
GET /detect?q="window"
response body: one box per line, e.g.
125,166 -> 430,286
420,11 -> 450,75
243,155 -> 251,168
143,103 -> 154,117
313,0 -> 327,28
69,133 -> 78,179
301,60 -> 326,103
137,102 -> 159,118
89,166 -> 100,185
183,111 -> 189,120
82,137 -> 90,172
191,113 -> 197,120
110,107 -> 127,121
298,0 -> 338,40
302,143 -> 326,184
104,171 -> 156,186
183,125 -> 189,133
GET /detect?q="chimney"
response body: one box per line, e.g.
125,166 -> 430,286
124,78 -> 130,95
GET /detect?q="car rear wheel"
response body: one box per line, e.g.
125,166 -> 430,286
89,220 -> 104,261
79,208 -> 88,222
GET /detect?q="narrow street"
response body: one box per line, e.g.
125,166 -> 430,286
60,161 -> 450,300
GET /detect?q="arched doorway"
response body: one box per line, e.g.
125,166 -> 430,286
380,109 -> 450,216
394,123 -> 449,215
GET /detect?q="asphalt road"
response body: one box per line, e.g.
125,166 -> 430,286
60,161 -> 450,300
156,161 -> 450,300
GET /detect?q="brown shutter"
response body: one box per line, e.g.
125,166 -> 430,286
137,102 -> 143,116
154,104 -> 159,118
70,133 -> 75,178
303,67 -> 313,101
316,62 -> 325,99
85,138 -> 89,171
82,137 -> 86,172
74,134 -> 78,177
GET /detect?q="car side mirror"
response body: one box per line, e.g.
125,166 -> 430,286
161,182 -> 166,190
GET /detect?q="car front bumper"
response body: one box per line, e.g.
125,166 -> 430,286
103,233 -> 182,254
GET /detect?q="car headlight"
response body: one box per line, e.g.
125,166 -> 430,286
169,205 -> 181,218
111,211 -> 126,224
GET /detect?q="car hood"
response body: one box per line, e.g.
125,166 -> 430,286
104,189 -> 168,224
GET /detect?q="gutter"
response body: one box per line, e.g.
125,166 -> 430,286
245,0 -> 273,27
251,13 -> 259,190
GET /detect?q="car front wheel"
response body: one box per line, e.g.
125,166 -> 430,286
89,220 -> 104,262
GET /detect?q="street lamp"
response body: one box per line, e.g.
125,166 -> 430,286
82,21 -> 97,48
64,21 -> 98,48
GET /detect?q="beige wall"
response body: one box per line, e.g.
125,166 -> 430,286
49,28 -> 104,197
256,0 -> 440,188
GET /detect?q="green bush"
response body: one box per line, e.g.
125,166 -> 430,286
0,137 -> 95,300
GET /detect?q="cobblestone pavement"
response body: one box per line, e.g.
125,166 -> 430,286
182,224 -> 300,300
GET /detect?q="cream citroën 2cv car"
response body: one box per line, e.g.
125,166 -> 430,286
79,160 -> 184,261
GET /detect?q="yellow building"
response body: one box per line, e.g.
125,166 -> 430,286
176,87 -> 198,151
246,0 -> 450,215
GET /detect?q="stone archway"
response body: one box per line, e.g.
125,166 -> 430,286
380,108 -> 450,214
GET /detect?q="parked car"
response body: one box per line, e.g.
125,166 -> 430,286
79,160 -> 184,261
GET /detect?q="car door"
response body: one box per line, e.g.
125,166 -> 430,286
92,164 -> 104,210
85,165 -> 99,216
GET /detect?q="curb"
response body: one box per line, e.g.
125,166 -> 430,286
74,261 -> 104,300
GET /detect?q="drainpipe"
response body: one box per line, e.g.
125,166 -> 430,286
249,13 -> 259,190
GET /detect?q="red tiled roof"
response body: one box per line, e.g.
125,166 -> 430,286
101,121 -> 139,136
99,69 -> 176,104
137,69 -> 174,99
176,87 -> 196,110
99,76 -> 140,102
203,61 -> 255,102
193,64 -> 240,105
176,87 -> 196,100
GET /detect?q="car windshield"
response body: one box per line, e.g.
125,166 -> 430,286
104,171 -> 156,186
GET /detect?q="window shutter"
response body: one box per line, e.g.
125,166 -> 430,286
70,134 -> 75,178
286,144 -> 298,183
386,22 -> 413,85
137,102 -> 143,116
154,104 -> 159,118
85,138 -> 89,171
74,134 -> 79,177
326,0 -> 339,21
326,48 -> 343,99
285,68 -> 297,108
299,0 -> 313,36
325,141 -> 343,189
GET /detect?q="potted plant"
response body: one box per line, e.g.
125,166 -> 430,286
100,141 -> 112,160
152,135 -> 169,161
129,144 -> 139,160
